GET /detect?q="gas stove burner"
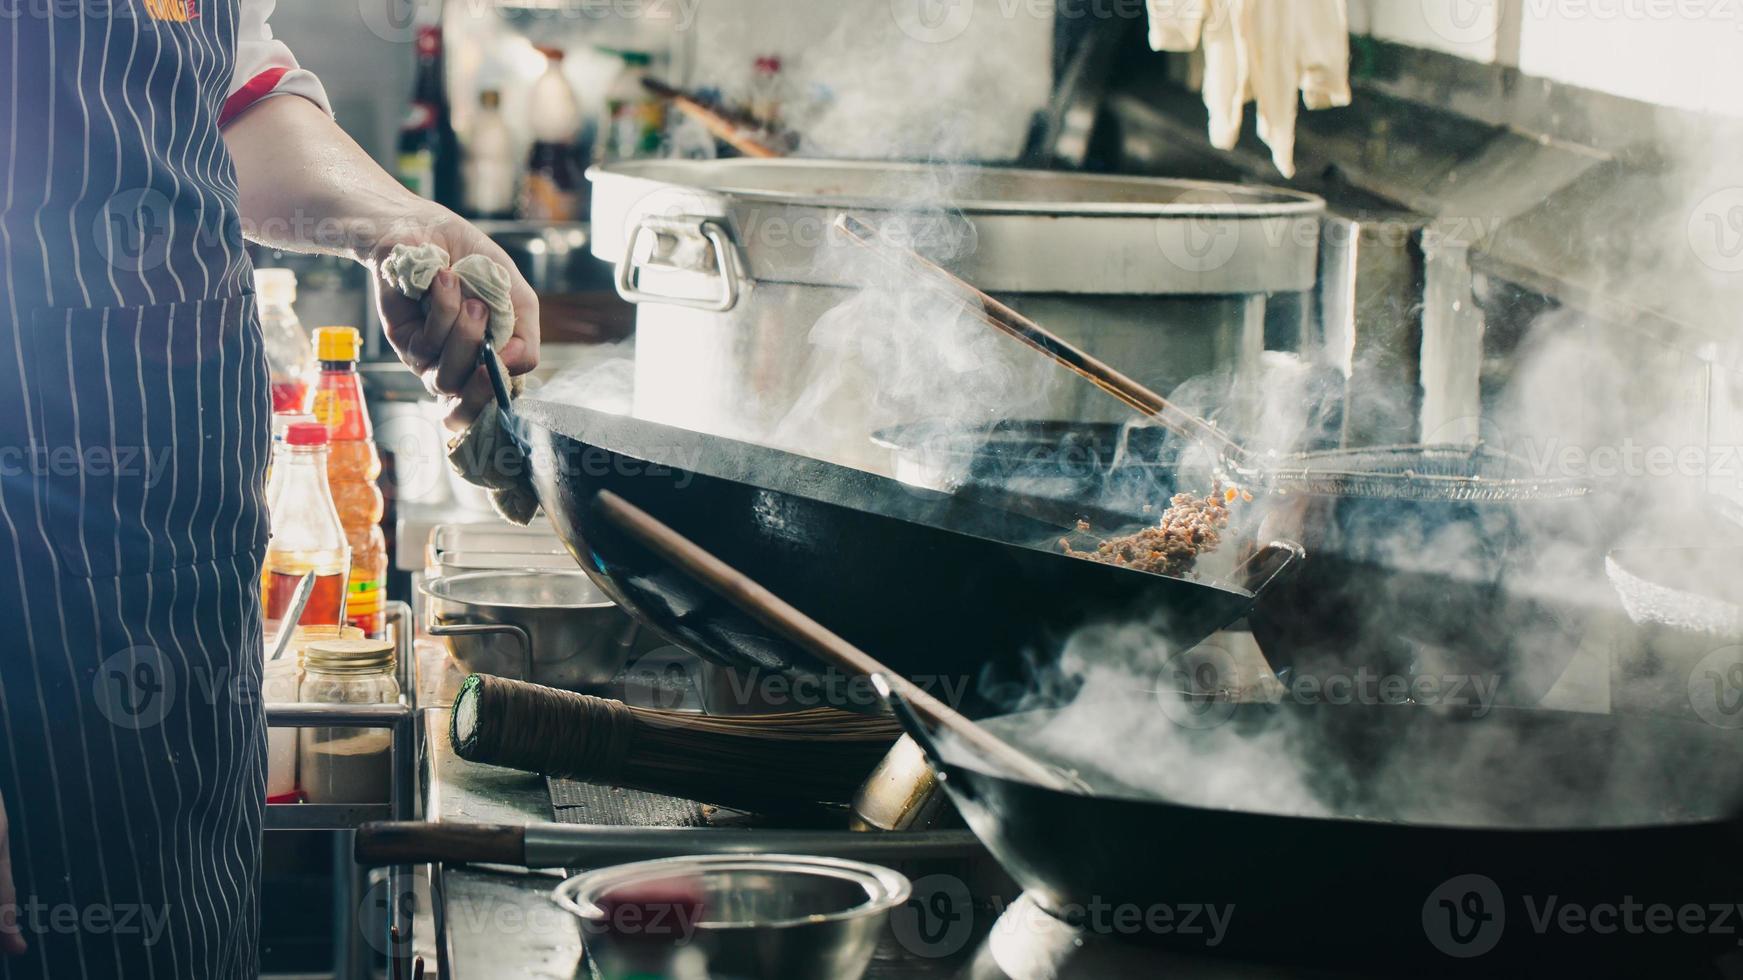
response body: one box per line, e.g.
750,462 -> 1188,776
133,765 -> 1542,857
965,893 -> 1333,980
966,893 -> 1743,979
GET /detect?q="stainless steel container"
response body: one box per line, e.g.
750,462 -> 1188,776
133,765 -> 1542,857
553,854 -> 911,980
420,569 -> 641,690
590,159 -> 1324,472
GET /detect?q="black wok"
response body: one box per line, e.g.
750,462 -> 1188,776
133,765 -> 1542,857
507,392 -> 1297,715
888,693 -> 1743,975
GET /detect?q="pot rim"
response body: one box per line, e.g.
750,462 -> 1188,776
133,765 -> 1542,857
551,853 -> 912,931
590,158 -> 1325,219
419,568 -> 620,611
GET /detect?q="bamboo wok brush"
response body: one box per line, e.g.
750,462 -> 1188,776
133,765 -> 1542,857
450,674 -> 902,815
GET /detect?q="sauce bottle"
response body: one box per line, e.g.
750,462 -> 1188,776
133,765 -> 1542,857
255,268 -> 314,413
598,48 -> 665,162
262,422 -> 351,630
307,327 -> 389,637
520,46 -> 583,222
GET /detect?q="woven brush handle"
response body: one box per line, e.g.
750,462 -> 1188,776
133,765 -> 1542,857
450,674 -> 900,812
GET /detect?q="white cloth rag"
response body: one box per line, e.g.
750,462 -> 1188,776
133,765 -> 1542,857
1146,0 -> 1351,178
380,242 -> 539,525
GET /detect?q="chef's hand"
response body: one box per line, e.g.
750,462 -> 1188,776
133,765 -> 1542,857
225,97 -> 539,428
367,208 -> 541,431
0,791 -> 25,955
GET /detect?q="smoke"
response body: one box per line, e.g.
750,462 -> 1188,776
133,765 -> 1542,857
538,338 -> 637,416
769,185 -> 1067,479
931,100 -> 1743,836
1014,643 -> 1334,819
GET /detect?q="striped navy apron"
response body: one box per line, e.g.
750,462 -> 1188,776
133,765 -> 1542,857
0,0 -> 270,976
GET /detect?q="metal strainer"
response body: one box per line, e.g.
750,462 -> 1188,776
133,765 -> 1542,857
1251,442 -> 1592,501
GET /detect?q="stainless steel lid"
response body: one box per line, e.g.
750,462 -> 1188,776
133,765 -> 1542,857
590,159 -> 1324,296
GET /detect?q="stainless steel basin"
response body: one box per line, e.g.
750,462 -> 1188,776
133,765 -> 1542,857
553,854 -> 911,980
421,569 -> 640,690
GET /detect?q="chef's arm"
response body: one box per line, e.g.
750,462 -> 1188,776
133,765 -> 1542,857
223,95 -> 540,425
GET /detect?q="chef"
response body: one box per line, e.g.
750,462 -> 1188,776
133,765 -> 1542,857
0,1 -> 538,974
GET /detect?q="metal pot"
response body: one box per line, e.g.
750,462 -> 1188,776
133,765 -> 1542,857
589,159 -> 1324,473
420,569 -> 641,690
553,854 -> 911,980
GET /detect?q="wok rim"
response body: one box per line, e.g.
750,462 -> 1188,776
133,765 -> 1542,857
515,399 -> 1262,601
934,705 -> 1743,835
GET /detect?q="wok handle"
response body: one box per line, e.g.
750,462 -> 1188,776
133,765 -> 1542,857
1236,539 -> 1306,604
355,822 -> 526,868
478,336 -> 529,457
872,675 -> 981,805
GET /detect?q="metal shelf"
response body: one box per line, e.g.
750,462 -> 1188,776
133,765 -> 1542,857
263,599 -> 422,980
263,600 -> 421,830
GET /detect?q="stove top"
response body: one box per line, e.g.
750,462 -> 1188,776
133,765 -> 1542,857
953,894 -> 1338,980
948,894 -> 1742,980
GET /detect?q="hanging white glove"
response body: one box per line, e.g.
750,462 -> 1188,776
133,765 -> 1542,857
1146,0 -> 1350,178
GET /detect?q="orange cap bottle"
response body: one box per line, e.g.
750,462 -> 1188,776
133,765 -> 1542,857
307,327 -> 389,637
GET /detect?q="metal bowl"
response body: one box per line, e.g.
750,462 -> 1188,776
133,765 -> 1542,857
420,569 -> 640,690
553,854 -> 911,980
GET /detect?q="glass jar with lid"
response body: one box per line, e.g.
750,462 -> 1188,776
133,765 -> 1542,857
298,637 -> 399,805
264,624 -> 363,802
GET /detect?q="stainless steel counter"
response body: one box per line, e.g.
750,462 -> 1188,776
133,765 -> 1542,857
412,635 -> 1007,979
411,631 -> 586,976
424,706 -> 583,977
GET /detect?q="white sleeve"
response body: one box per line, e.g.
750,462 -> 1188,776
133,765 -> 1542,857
220,0 -> 333,127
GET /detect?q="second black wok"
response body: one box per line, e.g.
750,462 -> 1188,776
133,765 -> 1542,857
892,696 -> 1743,975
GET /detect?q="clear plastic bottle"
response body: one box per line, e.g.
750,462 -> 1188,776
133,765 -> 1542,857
266,411 -> 316,510
308,327 -> 389,637
464,89 -> 517,220
255,268 -> 315,413
262,422 -> 351,632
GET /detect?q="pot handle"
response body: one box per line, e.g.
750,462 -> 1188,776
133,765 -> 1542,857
424,600 -> 535,682
1235,538 -> 1306,604
614,215 -> 743,313
871,675 -> 980,805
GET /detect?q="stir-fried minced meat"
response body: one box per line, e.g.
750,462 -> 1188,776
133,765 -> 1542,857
1060,487 -> 1248,578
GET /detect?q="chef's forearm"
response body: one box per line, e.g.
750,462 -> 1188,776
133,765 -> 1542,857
223,95 -> 432,263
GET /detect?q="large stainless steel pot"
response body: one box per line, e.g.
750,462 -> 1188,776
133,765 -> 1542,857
589,159 -> 1324,472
